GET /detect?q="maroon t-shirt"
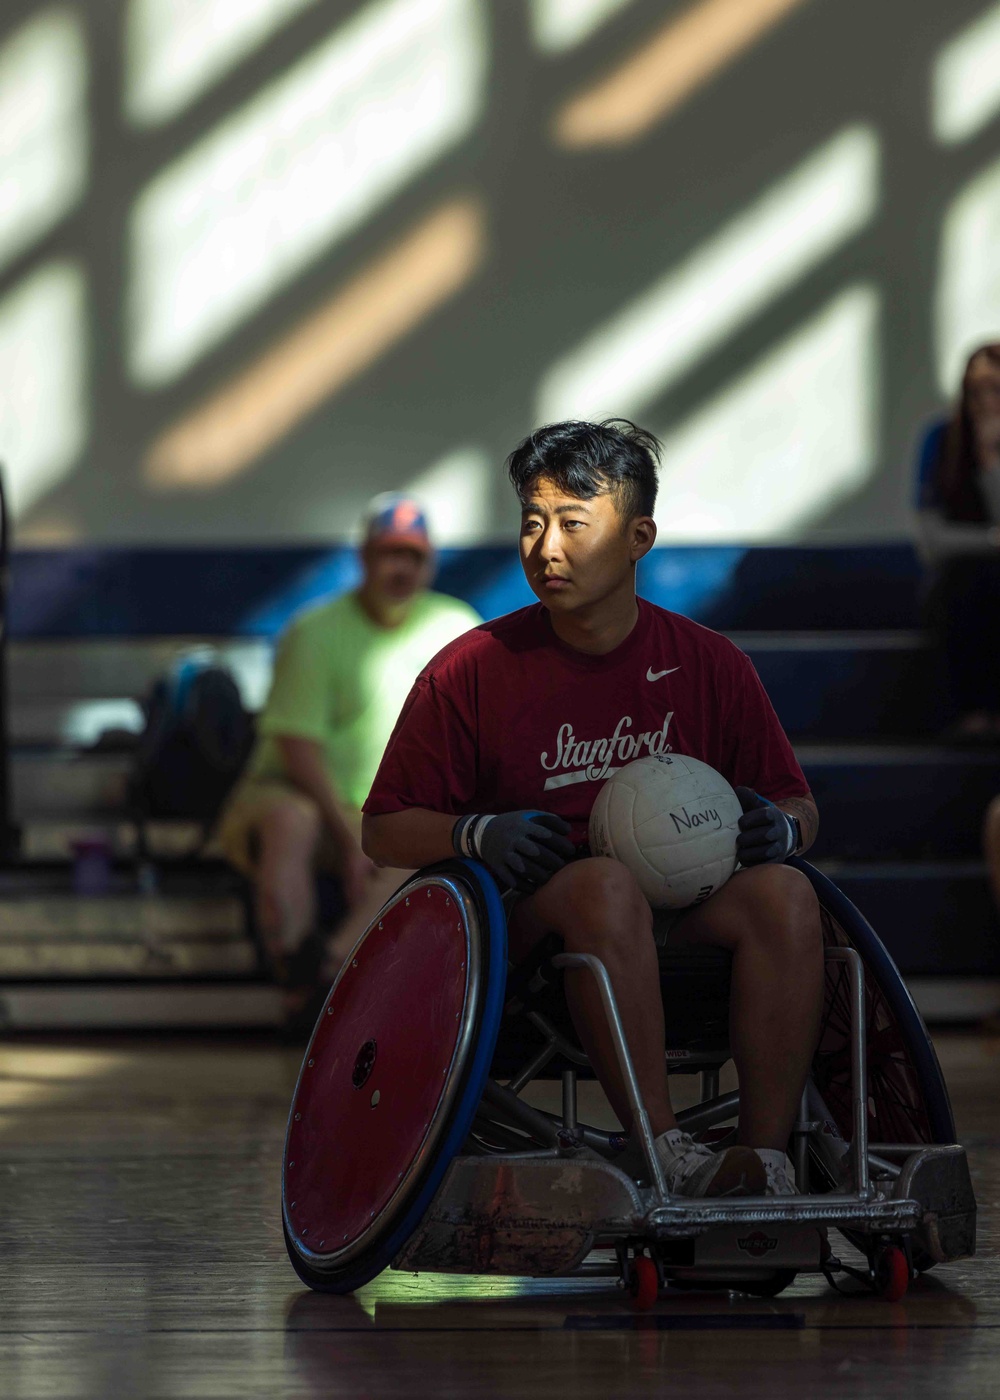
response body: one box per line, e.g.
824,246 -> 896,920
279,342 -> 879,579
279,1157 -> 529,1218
364,599 -> 809,846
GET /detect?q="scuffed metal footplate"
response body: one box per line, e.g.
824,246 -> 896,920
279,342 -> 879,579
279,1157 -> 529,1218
393,1144 -> 975,1277
394,1154 -> 644,1276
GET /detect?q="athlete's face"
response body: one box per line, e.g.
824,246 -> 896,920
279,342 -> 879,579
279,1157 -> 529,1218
518,479 -> 656,613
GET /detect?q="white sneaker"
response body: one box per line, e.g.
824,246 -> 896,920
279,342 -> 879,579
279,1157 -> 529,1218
755,1149 -> 798,1195
654,1129 -> 766,1198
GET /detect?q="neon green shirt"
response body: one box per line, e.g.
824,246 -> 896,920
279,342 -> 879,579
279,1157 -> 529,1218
249,590 -> 481,810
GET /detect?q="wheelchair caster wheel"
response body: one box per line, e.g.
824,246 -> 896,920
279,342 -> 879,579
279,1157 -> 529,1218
874,1245 -> 909,1302
627,1255 -> 658,1311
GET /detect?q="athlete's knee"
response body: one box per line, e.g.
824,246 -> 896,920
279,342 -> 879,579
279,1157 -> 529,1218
558,857 -> 652,948
737,864 -> 822,955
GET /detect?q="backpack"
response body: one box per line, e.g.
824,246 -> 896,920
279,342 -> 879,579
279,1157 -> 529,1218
129,655 -> 255,826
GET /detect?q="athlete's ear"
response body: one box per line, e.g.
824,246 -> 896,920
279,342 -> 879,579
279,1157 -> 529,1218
629,515 -> 656,562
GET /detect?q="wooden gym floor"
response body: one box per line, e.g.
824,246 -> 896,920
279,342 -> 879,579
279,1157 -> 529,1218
0,1031 -> 996,1399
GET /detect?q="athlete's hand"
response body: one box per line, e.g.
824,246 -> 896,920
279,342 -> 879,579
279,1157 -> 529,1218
454,810 -> 575,892
733,788 -> 797,866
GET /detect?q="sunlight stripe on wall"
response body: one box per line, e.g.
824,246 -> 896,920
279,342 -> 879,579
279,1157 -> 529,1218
531,0 -> 634,54
0,261 -> 88,517
553,0 -> 808,148
127,0 -> 486,387
0,10 -> 88,274
935,153 -> 1000,394
654,284 -> 879,542
143,199 -> 485,491
933,2 -> 1000,146
406,445 -> 493,543
125,0 -> 319,128
536,124 -> 878,425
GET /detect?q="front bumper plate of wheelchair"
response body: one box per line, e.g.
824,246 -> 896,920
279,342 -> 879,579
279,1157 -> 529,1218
393,1146 -> 971,1278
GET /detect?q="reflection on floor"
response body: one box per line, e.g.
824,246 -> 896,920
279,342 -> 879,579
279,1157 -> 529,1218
0,1031 -> 996,1399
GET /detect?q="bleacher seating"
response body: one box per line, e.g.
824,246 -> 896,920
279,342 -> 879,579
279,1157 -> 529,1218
0,541 -> 997,1029
0,634 -> 276,1028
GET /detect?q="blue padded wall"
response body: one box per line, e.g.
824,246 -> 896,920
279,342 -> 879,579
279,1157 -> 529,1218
8,543 -> 923,638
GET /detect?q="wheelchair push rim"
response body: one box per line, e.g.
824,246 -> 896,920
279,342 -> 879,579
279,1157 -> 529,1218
282,859 -> 507,1293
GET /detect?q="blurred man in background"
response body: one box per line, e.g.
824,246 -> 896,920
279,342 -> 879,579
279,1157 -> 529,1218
216,495 -> 480,1002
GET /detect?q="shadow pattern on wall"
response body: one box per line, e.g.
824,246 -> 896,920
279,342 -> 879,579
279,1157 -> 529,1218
0,0 -> 998,557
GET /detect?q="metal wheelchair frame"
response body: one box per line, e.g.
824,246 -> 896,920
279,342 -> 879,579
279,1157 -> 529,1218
283,860 -> 976,1303
390,875 -> 976,1301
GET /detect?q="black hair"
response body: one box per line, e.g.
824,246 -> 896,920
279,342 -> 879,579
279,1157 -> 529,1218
935,343 -> 1000,523
506,419 -> 660,523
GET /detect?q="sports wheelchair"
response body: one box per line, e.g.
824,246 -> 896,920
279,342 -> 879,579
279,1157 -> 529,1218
282,858 -> 976,1307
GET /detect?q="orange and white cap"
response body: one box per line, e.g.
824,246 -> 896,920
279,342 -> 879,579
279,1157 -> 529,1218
364,494 -> 432,553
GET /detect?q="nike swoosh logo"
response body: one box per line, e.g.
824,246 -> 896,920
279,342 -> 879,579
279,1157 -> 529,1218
647,666 -> 681,682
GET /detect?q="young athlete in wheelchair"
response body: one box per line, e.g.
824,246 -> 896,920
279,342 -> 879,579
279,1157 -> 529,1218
282,421 -> 975,1302
364,420 -> 820,1198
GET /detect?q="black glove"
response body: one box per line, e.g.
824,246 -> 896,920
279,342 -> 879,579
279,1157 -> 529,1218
734,788 -> 798,866
452,810 -> 575,892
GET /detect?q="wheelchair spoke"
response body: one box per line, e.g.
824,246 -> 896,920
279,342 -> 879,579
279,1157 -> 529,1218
869,1068 -> 928,1139
811,909 -> 933,1154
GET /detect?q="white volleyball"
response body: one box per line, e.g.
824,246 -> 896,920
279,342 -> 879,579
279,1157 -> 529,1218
588,754 -> 742,909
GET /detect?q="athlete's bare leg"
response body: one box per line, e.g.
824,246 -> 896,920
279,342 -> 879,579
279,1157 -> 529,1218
664,863 -> 824,1150
508,858 -> 676,1136
507,857 -> 823,1150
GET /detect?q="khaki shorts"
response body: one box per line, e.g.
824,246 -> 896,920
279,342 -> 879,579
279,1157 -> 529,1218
215,777 -> 361,877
